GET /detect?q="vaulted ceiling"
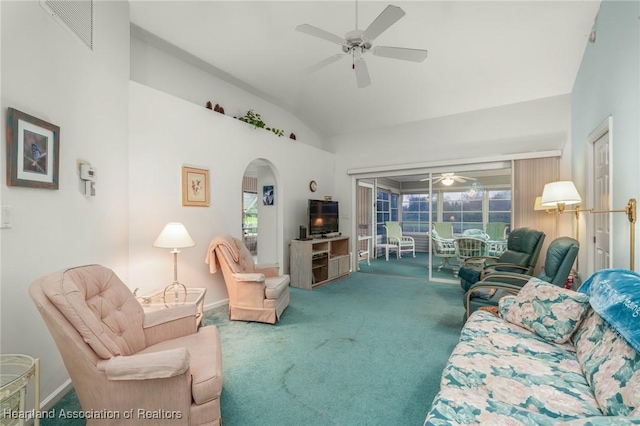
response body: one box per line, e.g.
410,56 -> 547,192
130,1 -> 600,138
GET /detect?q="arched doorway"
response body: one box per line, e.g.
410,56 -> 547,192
242,158 -> 283,267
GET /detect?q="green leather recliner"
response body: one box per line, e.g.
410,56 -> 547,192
459,227 -> 546,291
464,236 -> 579,319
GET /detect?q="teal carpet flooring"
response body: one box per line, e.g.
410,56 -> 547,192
359,251 -> 460,282
42,272 -> 464,426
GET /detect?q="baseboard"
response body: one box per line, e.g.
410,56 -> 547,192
204,298 -> 229,312
41,378 -> 73,410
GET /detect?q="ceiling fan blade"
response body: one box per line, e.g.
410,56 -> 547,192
354,59 -> 371,88
420,176 -> 444,183
362,5 -> 406,41
303,54 -> 345,75
373,46 -> 428,62
453,176 -> 477,183
296,24 -> 344,45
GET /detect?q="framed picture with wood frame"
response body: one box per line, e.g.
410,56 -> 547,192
182,166 -> 210,207
6,108 -> 60,189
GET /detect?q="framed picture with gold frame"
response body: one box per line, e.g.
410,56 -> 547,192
182,166 -> 210,207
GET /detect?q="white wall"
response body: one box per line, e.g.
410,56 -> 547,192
0,0 -> 130,402
128,82 -> 336,305
571,0 -> 640,274
130,31 -> 329,151
330,95 -> 574,241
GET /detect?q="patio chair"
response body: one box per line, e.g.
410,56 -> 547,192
433,222 -> 454,239
454,236 -> 488,277
485,222 -> 508,257
383,221 -> 415,258
430,230 -> 456,273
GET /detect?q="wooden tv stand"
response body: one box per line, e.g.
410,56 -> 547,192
290,236 -> 350,290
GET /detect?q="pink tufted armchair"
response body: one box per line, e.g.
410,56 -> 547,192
206,234 -> 290,324
29,264 -> 223,425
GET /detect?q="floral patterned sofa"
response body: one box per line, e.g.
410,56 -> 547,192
425,270 -> 640,425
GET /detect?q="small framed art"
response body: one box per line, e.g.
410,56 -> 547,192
6,108 -> 60,189
263,185 -> 274,206
182,166 -> 210,207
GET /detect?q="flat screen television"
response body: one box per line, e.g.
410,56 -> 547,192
309,199 -> 339,236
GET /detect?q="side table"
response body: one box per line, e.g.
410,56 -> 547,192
357,235 -> 372,268
376,243 -> 399,261
0,354 -> 40,426
139,287 -> 207,326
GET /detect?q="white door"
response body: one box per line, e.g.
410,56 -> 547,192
356,182 -> 374,269
593,132 -> 611,270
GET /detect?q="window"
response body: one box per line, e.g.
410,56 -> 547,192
376,189 -> 400,236
376,189 -> 390,236
391,193 -> 399,222
242,191 -> 258,254
488,190 -> 512,230
442,191 -> 484,234
401,194 -> 437,232
243,192 -> 258,234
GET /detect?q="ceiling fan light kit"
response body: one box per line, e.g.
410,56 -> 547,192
420,173 -> 477,185
296,3 -> 428,88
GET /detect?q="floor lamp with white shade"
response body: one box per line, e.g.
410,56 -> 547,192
540,180 -> 637,271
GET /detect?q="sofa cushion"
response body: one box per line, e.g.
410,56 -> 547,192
500,278 -> 590,344
571,308 -> 607,373
426,386 -> 590,426
432,311 -> 600,423
571,308 -> 640,417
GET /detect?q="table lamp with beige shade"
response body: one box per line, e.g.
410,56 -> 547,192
153,222 -> 195,303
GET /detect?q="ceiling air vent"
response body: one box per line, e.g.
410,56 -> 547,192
41,0 -> 94,51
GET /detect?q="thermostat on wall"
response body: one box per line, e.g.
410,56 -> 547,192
80,163 -> 96,181
79,162 -> 97,196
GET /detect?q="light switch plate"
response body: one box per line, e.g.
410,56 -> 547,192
1,206 -> 12,229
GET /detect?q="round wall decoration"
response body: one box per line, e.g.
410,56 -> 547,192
309,180 -> 317,192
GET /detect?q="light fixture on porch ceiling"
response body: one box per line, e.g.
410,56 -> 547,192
441,176 -> 454,186
466,182 -> 484,198
541,180 -> 637,271
421,173 -> 476,186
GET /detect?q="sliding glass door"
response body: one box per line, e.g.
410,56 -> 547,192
357,165 -> 512,283
410,163 -> 512,282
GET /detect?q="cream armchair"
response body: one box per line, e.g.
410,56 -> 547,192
29,264 -> 223,426
205,234 -> 290,324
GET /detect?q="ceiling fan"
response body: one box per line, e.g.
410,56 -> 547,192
420,173 -> 477,186
295,3 -> 428,88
